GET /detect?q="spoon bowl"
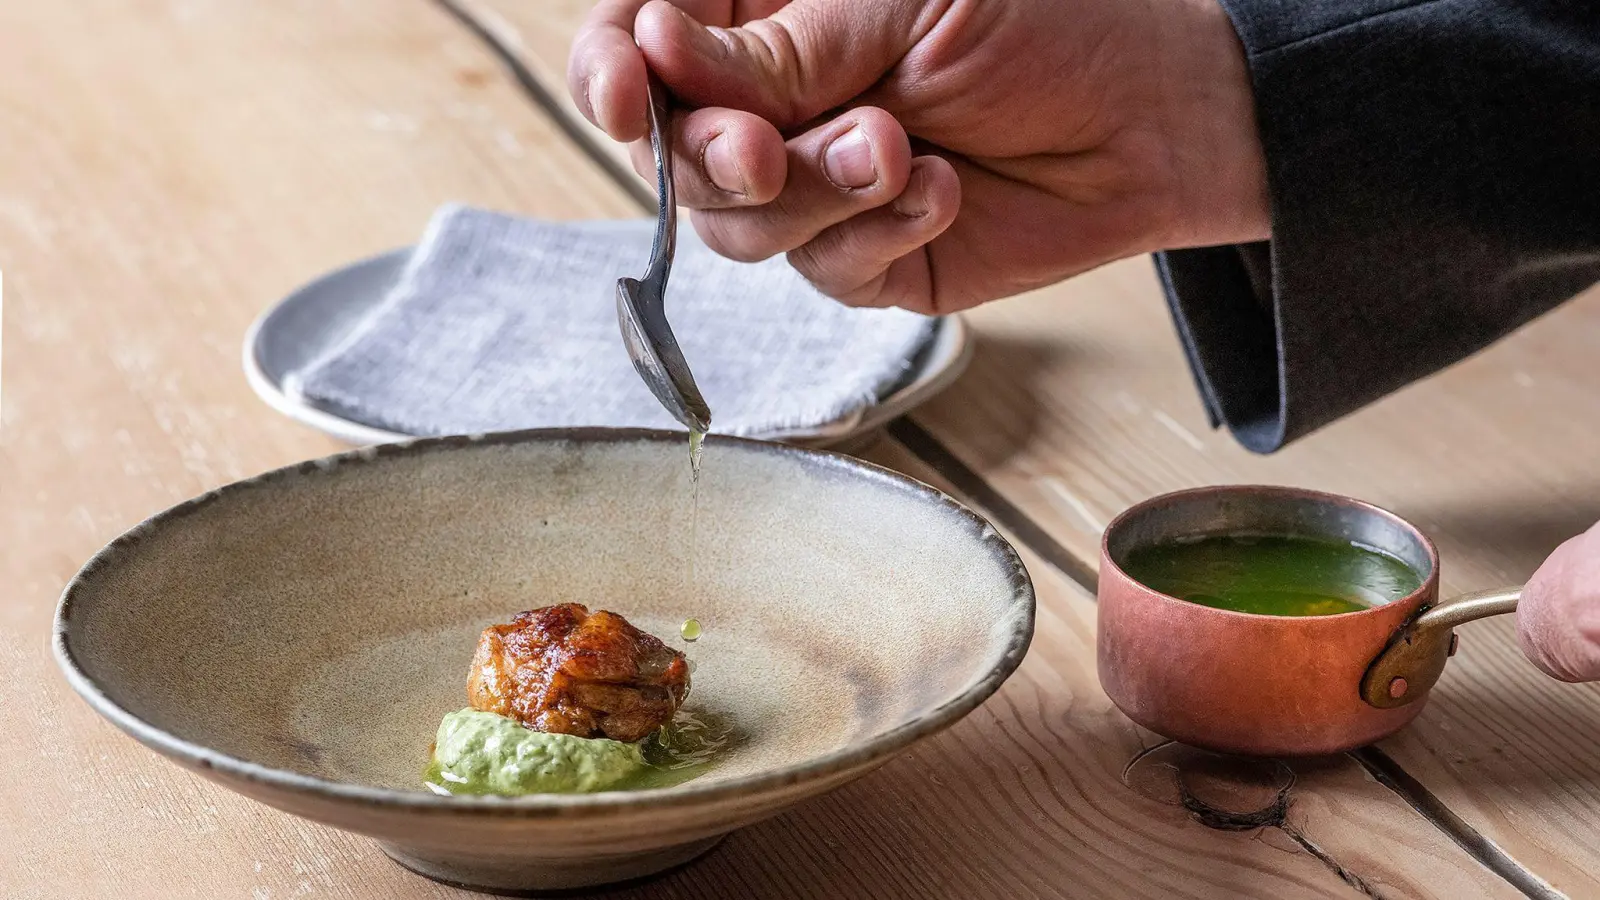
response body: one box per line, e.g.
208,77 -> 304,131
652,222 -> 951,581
616,273 -> 709,433
615,73 -> 709,433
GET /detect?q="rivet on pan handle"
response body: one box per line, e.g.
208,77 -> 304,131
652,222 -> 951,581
1360,586 -> 1522,708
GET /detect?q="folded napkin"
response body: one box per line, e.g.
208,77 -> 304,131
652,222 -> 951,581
285,205 -> 936,437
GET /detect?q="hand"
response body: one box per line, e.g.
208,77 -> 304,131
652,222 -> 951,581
568,0 -> 1270,314
1518,522 -> 1600,682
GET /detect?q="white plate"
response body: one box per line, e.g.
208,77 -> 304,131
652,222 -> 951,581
244,248 -> 971,449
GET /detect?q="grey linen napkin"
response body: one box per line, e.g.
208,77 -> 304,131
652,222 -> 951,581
285,205 -> 936,437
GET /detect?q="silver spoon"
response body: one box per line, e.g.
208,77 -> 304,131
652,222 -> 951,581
615,73 -> 711,433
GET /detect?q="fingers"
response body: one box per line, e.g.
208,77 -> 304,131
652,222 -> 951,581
625,107 -> 787,208
1518,522 -> 1600,683
690,107 -> 913,262
786,156 -> 961,312
568,0 -> 730,141
568,0 -> 652,141
634,0 -> 936,128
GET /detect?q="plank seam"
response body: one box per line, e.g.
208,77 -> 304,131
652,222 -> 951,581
885,420 -> 1098,592
1353,747 -> 1566,900
902,413 -> 1559,898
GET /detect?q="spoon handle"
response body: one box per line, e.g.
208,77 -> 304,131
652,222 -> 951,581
643,72 -> 675,288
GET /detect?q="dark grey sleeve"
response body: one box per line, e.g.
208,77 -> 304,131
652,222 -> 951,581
1156,0 -> 1600,453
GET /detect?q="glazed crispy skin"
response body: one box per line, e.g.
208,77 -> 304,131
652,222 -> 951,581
467,603 -> 690,743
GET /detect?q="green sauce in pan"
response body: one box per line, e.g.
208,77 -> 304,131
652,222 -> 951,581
1121,534 -> 1422,617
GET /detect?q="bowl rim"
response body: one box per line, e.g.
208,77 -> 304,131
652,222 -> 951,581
54,427 -> 1036,819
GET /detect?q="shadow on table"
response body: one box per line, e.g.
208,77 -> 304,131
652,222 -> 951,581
911,331 -> 1089,470
1396,490 -> 1600,584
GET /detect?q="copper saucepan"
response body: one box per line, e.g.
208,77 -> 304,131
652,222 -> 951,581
1097,485 -> 1522,757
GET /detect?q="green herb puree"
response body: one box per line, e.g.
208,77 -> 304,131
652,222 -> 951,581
425,708 -> 646,795
424,707 -> 738,796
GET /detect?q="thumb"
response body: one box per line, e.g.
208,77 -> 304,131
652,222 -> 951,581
1517,522 -> 1600,683
634,0 -> 934,128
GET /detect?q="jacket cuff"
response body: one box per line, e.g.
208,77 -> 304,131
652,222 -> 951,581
1155,244 -> 1283,452
1156,0 -> 1595,453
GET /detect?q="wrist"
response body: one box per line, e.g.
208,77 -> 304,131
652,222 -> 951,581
1158,0 -> 1272,248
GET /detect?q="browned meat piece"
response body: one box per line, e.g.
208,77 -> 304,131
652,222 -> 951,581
467,603 -> 690,743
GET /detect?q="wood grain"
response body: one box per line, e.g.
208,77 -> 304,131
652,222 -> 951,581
504,439 -> 1524,900
467,0 -> 1600,894
0,2 -> 1584,900
0,0 -> 1422,889
917,270 -> 1600,898
439,0 -> 636,173
0,0 -> 634,896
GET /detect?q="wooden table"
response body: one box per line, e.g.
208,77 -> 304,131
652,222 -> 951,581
5,2 -> 1599,897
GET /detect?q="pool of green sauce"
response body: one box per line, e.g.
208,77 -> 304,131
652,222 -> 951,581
424,707 -> 740,796
1121,534 -> 1422,617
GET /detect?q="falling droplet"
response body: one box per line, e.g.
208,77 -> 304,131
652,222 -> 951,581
688,428 -> 705,482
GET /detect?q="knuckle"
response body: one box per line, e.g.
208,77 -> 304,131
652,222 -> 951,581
691,212 -> 778,264
788,233 -> 885,302
839,273 -> 894,308
784,245 -> 847,296
737,20 -> 808,124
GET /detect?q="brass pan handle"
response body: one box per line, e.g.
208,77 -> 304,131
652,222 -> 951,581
1360,586 -> 1522,709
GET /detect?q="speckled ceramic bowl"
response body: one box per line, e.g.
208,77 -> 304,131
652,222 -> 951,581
54,429 -> 1034,893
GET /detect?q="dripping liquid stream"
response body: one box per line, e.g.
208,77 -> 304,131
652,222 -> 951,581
683,428 -> 705,641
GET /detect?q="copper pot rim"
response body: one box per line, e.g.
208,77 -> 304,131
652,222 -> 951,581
1099,484 -> 1442,626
